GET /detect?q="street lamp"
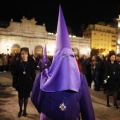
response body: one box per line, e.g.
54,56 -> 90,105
5,43 -> 12,54
87,48 -> 91,56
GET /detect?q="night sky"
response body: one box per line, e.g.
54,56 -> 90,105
0,0 -> 120,35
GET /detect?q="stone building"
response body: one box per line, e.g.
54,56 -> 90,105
115,15 -> 120,53
0,17 -> 90,57
83,22 -> 118,56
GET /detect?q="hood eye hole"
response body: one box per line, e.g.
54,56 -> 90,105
62,54 -> 66,57
70,54 -> 74,57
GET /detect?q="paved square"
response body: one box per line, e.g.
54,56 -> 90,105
0,71 -> 120,120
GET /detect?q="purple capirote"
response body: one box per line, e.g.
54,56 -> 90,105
40,5 -> 80,92
38,44 -> 51,72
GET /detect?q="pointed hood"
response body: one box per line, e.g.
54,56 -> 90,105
55,5 -> 72,53
40,5 -> 81,92
38,44 -> 51,72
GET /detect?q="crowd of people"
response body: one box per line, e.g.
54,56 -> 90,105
1,50 -> 120,103
0,53 -> 52,73
1,50 -> 120,110
0,53 -> 11,73
75,52 -> 120,108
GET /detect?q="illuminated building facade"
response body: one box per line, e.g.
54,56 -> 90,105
83,23 -> 118,56
116,15 -> 120,53
0,17 -> 90,57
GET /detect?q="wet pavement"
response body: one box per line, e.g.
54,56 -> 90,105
0,71 -> 120,120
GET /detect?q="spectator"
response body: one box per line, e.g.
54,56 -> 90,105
3,54 -> 8,72
11,47 -> 36,117
103,53 -> 119,108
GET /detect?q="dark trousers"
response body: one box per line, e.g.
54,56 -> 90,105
0,66 -> 3,72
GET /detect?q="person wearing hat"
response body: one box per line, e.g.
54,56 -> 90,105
31,5 -> 95,120
11,47 -> 36,117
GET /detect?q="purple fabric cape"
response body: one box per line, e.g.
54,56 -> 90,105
31,72 -> 95,120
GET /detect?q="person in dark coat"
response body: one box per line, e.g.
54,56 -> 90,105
103,53 -> 119,108
11,47 -> 36,117
116,53 -> 120,100
94,56 -> 103,91
31,5 -> 95,120
82,57 -> 92,87
116,53 -> 120,82
11,53 -> 20,75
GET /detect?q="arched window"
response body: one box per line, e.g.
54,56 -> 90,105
11,44 -> 20,54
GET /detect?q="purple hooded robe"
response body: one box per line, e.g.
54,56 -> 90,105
31,5 -> 95,120
38,44 -> 51,72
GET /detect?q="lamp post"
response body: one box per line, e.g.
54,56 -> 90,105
5,43 -> 12,54
87,48 -> 91,56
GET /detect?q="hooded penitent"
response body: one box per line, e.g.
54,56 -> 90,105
31,5 -> 95,120
40,5 -> 81,92
38,45 -> 51,71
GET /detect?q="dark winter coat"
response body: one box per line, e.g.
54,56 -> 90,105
11,60 -> 36,93
103,61 -> 118,91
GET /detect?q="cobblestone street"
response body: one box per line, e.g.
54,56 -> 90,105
0,71 -> 120,120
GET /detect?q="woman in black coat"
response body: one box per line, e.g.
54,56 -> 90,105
103,53 -> 119,108
116,54 -> 120,100
11,47 -> 36,117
